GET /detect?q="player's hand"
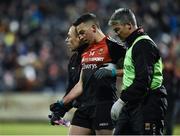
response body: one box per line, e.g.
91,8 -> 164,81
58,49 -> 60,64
48,113 -> 70,126
48,112 -> 61,125
94,63 -> 116,79
50,100 -> 67,118
111,98 -> 125,121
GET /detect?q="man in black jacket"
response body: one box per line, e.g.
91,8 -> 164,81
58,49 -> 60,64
49,25 -> 86,125
109,8 -> 167,135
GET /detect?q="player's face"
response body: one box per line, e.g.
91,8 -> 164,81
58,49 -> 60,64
76,23 -> 94,45
111,23 -> 130,41
65,26 -> 80,51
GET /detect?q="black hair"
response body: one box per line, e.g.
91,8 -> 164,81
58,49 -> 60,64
73,13 -> 100,28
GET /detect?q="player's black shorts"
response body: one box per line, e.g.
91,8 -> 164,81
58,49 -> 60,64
71,101 -> 114,130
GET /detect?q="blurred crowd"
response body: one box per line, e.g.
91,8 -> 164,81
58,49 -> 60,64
0,0 -> 179,93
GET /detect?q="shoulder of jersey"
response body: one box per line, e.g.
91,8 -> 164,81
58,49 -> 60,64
106,36 -> 123,46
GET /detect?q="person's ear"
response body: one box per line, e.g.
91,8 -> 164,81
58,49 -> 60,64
125,23 -> 131,30
127,23 -> 132,30
91,25 -> 96,33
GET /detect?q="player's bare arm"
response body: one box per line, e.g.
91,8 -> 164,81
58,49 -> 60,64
62,70 -> 83,105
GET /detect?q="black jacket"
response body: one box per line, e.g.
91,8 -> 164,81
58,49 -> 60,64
120,28 -> 166,103
63,46 -> 86,110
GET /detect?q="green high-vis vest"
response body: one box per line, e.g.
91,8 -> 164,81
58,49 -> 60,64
122,35 -> 163,90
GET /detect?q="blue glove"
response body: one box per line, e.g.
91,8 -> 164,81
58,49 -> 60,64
49,100 -> 67,118
94,63 -> 116,79
49,100 -> 68,125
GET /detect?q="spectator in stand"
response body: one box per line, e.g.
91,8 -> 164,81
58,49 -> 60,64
0,0 -> 179,93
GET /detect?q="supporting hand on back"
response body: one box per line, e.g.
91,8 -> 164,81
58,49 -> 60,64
94,63 -> 116,79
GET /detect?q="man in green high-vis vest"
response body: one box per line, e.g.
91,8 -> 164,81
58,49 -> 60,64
108,8 -> 167,135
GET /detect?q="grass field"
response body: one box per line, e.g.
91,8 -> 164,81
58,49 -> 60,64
1,122 -> 180,135
0,122 -> 68,135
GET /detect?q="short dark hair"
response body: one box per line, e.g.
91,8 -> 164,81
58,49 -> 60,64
108,8 -> 137,26
73,13 -> 100,28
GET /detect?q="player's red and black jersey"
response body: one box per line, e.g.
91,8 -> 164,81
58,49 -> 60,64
80,36 -> 126,106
